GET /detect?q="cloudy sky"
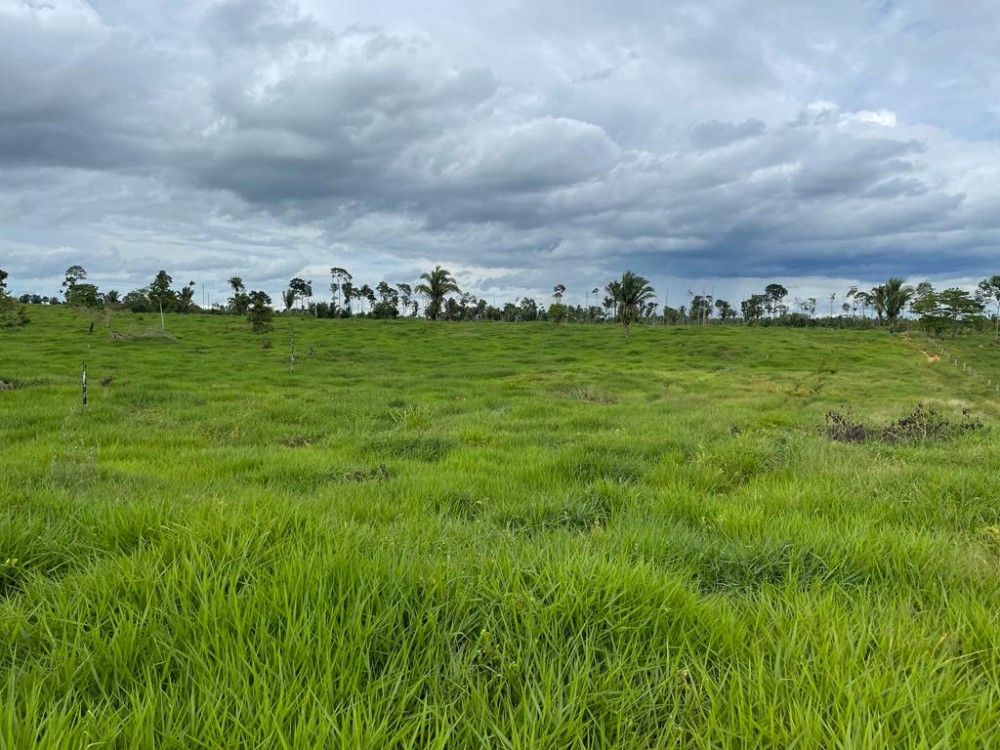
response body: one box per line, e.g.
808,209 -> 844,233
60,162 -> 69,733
2,0 -> 999,309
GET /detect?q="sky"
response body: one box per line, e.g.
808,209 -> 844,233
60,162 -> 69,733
1,0 -> 999,310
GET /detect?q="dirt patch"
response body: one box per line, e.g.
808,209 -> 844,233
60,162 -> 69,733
919,349 -> 941,363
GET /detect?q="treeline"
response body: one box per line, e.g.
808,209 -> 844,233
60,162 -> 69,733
4,264 -> 999,338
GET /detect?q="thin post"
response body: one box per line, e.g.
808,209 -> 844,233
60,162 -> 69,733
290,329 -> 296,373
82,362 -> 88,409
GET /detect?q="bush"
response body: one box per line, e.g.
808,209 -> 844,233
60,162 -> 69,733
0,294 -> 29,328
825,404 -> 983,444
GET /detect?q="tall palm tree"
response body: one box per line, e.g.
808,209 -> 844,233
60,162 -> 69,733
415,266 -> 460,320
606,270 -> 655,337
604,280 -> 621,320
870,285 -> 887,322
872,277 -> 914,327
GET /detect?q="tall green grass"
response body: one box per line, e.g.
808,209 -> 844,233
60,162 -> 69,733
1,308 -> 999,747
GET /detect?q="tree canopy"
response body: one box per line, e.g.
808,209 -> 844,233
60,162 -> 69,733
606,271 -> 655,337
415,266 -> 461,320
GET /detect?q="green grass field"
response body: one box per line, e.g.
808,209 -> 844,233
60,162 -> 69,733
2,307 -> 999,748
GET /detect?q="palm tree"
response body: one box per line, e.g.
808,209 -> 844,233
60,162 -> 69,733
872,277 -> 914,327
415,266 -> 460,320
606,270 -> 656,337
604,280 -> 621,320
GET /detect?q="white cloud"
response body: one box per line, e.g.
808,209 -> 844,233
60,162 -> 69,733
844,110 -> 898,127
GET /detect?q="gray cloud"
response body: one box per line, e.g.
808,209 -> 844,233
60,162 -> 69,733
690,119 -> 767,150
1,0 -> 999,306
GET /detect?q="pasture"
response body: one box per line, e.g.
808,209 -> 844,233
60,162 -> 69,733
2,307 -> 999,748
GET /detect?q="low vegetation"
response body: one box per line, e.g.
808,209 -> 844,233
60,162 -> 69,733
2,307 -> 999,747
825,404 -> 985,444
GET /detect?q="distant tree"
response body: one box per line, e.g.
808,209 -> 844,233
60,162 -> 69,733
852,289 -> 875,319
714,298 -> 736,321
518,297 -> 539,322
0,269 -> 29,327
741,294 -> 767,323
607,270 -> 655,337
104,289 -> 121,307
444,297 -> 463,321
870,286 -> 886,321
396,283 -> 413,317
123,288 -> 153,313
55,266 -> 101,308
909,282 -> 934,317
909,283 -> 940,330
339,281 -> 355,316
690,295 -> 713,324
937,288 -> 985,337
642,300 -> 658,322
329,267 -> 352,314
374,281 -> 400,319
602,294 -> 616,321
148,270 -> 176,330
976,274 -> 1000,340
0,296 -> 28,328
662,305 -> 682,325
871,278 -> 914,327
454,292 -> 478,321
285,277 -> 312,312
62,265 -> 87,302
247,290 -> 274,333
415,266 -> 460,320
228,277 -> 250,315
845,285 -> 859,317
296,279 -> 312,312
548,302 -> 569,323
764,283 -> 788,317
360,284 -> 376,315
66,283 -> 102,308
552,284 -> 566,303
177,281 -> 197,313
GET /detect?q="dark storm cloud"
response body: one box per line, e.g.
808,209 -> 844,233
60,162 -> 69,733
1,0 -> 999,302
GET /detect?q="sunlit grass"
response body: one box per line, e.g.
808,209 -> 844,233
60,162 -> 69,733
1,307 -> 999,747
